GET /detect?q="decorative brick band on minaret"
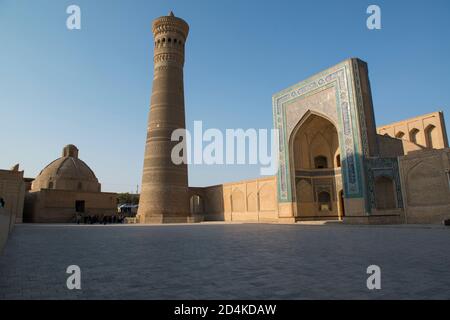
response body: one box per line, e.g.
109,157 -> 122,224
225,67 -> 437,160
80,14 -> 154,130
137,12 -> 190,223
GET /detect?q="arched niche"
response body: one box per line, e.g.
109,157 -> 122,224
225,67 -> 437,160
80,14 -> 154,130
374,176 -> 396,210
290,112 -> 339,171
289,112 -> 342,219
409,128 -> 420,144
424,124 -> 437,149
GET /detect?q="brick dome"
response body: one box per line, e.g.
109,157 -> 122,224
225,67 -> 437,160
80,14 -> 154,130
31,145 -> 101,192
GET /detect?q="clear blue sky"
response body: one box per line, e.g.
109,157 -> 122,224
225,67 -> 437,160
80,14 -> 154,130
1,0 -> 449,192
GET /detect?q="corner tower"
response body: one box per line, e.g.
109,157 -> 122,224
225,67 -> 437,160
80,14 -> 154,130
137,12 -> 190,223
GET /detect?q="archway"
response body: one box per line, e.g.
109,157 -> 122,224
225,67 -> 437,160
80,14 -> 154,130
409,128 -> 420,144
314,156 -> 328,169
291,113 -> 342,220
318,191 -> 331,211
189,195 -> 204,215
424,125 -> 436,148
395,131 -> 405,139
338,190 -> 345,220
230,189 -> 245,213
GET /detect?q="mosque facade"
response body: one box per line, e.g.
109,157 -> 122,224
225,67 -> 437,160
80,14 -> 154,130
137,13 -> 450,225
1,13 -> 449,226
190,62 -> 449,225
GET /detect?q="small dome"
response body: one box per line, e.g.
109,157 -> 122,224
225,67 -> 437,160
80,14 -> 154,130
31,145 -> 101,192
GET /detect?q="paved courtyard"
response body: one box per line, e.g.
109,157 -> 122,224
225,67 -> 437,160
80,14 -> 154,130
0,223 -> 449,299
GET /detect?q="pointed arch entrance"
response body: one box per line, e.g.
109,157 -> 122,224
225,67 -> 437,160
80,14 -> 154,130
273,59 -> 377,222
339,190 -> 345,220
291,112 -> 343,221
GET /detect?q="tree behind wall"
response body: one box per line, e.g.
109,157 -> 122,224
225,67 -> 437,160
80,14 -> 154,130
117,193 -> 140,205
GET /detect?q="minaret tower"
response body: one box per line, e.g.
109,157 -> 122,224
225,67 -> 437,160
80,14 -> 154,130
137,12 -> 190,223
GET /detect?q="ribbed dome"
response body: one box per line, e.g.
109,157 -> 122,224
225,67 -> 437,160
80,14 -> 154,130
31,145 -> 101,193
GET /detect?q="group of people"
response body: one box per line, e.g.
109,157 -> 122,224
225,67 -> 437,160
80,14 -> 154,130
75,213 -> 126,225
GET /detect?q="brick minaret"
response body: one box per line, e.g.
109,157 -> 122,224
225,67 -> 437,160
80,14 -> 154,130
137,12 -> 190,223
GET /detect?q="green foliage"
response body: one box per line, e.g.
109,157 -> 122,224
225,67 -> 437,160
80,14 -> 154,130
117,193 -> 139,205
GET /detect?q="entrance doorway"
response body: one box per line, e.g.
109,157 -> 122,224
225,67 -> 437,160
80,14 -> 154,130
292,113 -> 342,221
338,190 -> 345,220
75,200 -> 85,213
189,195 -> 204,215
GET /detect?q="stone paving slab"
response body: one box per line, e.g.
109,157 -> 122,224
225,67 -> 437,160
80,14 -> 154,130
0,223 -> 449,299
